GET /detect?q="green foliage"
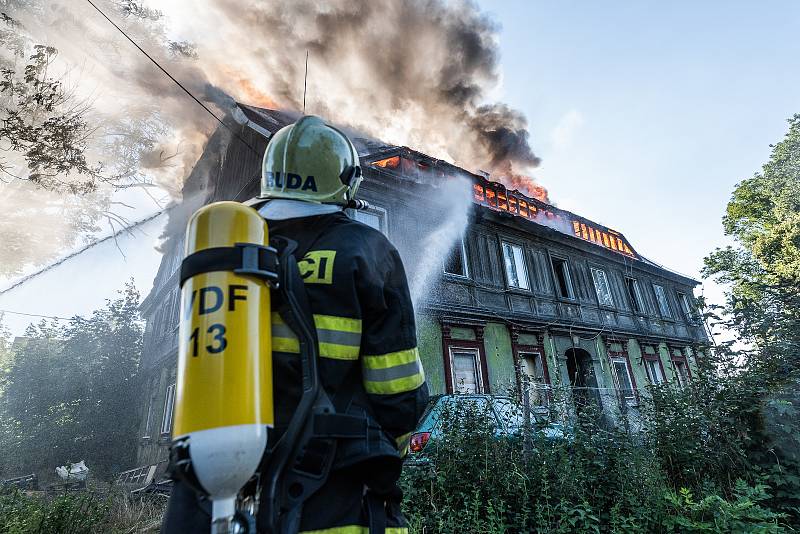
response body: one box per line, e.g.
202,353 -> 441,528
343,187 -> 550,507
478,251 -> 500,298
0,488 -> 164,533
703,114 -> 800,368
400,395 -> 794,533
0,489 -> 108,534
663,483 -> 785,533
0,283 -> 144,481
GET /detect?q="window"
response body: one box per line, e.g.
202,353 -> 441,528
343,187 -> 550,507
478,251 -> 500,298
450,348 -> 483,393
644,358 -> 665,385
677,292 -> 696,322
519,352 -> 550,406
673,360 -> 690,387
161,383 -> 176,436
444,237 -> 468,277
625,277 -> 645,313
142,396 -> 154,439
550,257 -> 574,298
590,267 -> 614,307
502,242 -> 530,290
352,205 -> 388,235
611,358 -> 636,401
653,284 -> 672,318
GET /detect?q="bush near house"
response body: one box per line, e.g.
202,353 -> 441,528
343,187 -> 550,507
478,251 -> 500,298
400,380 -> 798,533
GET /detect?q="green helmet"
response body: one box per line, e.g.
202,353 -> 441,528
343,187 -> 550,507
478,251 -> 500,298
259,115 -> 362,205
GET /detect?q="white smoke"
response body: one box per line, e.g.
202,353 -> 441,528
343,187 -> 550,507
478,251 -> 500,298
406,176 -> 473,305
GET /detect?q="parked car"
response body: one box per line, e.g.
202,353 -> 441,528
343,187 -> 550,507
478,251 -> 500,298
405,394 -> 566,465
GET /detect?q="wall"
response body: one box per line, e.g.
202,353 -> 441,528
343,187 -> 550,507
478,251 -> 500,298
482,322 -> 516,394
416,314 -> 445,395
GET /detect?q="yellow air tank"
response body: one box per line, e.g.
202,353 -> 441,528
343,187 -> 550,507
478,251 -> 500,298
173,201 -> 274,533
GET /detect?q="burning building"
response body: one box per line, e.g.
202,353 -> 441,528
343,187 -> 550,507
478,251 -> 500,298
136,104 -> 707,465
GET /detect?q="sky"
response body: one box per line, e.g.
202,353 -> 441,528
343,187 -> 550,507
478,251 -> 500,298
1,1 -> 799,338
480,0 -> 800,317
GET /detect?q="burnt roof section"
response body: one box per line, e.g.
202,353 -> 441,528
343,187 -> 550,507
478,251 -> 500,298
232,103 -> 697,284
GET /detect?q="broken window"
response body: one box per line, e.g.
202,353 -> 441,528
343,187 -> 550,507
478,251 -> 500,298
590,267 -> 614,307
645,358 -> 665,385
611,357 -> 636,401
519,351 -> 549,406
625,277 -> 644,313
653,284 -> 672,318
677,292 -> 695,322
673,359 -> 690,387
450,347 -> 483,393
444,237 -> 468,277
502,242 -> 530,290
161,383 -> 176,436
550,256 -> 574,298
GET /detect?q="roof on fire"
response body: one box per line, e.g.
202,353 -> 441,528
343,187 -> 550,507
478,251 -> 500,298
232,103 -> 698,284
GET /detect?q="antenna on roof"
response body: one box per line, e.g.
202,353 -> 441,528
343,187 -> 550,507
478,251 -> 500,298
303,50 -> 309,114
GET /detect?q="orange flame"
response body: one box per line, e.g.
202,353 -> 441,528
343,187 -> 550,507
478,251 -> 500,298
490,161 -> 549,203
222,67 -> 279,109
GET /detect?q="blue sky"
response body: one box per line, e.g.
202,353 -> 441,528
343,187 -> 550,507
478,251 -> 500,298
1,1 -> 798,337
481,0 -> 800,292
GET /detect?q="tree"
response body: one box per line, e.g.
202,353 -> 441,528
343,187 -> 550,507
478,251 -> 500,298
0,282 -> 144,480
700,114 -> 800,523
703,114 -> 800,371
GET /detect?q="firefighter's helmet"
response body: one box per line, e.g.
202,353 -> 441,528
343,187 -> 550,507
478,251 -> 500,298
259,116 -> 362,205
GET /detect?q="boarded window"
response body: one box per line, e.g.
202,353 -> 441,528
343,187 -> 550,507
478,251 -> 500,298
444,237 -> 468,277
551,257 -> 574,298
591,268 -> 614,306
520,352 -> 549,406
625,277 -> 644,313
161,383 -> 176,436
502,242 -> 530,290
653,284 -> 672,318
451,348 -> 482,393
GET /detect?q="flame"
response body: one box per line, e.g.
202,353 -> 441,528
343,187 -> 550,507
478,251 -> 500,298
372,155 -> 401,169
488,161 -> 549,203
221,67 -> 280,109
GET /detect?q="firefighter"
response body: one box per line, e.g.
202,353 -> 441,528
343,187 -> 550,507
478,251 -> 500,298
162,116 -> 429,533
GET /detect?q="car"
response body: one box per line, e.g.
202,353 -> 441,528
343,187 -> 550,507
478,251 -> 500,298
405,394 -> 567,465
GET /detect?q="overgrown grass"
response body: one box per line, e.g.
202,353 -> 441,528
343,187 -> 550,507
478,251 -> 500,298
0,488 -> 165,534
399,397 -> 794,533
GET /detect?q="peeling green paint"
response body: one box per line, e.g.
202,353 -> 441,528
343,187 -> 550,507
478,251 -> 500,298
415,314 -> 445,394
482,322 -> 516,394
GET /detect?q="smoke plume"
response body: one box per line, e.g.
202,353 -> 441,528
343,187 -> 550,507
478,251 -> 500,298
1,0 -> 547,275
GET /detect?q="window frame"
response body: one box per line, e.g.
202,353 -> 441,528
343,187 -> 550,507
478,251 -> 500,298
676,291 -> 698,324
549,254 -> 575,300
607,343 -> 639,404
160,383 -> 176,437
670,348 -> 692,387
642,350 -> 667,386
441,323 -> 490,394
590,266 -> 615,308
501,240 -> 531,291
142,394 -> 154,440
652,283 -> 673,319
443,235 -> 470,279
625,276 -> 645,314
518,350 -> 552,407
349,204 -> 389,236
448,346 -> 484,394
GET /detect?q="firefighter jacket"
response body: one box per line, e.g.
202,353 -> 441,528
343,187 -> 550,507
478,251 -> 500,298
268,211 -> 430,473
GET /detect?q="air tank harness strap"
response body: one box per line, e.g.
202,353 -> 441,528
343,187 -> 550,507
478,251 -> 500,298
179,243 -> 279,287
